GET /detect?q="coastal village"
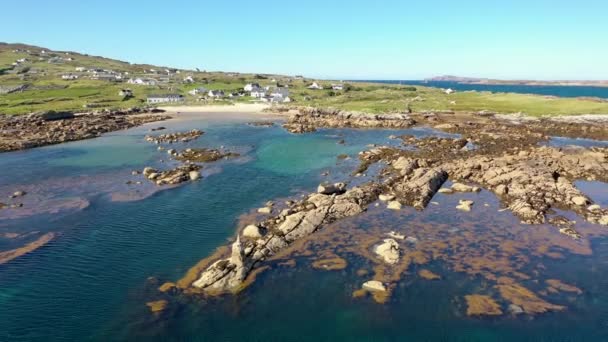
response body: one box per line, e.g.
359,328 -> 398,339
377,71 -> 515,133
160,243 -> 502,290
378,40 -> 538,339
0,43 -> 354,114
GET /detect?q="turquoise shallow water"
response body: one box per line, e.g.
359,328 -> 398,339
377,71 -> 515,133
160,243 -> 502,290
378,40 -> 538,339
1,115 -> 608,341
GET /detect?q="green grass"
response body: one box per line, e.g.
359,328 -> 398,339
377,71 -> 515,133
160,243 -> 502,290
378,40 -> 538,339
1,43 -> 608,117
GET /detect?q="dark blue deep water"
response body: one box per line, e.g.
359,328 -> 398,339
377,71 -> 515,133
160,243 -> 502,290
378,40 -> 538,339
1,113 -> 608,341
362,80 -> 608,99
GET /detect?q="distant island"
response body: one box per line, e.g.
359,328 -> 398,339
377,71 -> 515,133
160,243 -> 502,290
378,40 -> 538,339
426,75 -> 608,88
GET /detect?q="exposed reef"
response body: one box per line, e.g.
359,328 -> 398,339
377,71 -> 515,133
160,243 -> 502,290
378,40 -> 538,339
282,107 -> 416,133
0,108 -> 170,152
159,108 -> 608,318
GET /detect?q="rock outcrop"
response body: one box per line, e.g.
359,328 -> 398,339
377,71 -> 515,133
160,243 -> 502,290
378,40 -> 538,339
142,164 -> 202,186
0,108 -> 169,152
192,183 -> 381,293
283,107 -> 416,133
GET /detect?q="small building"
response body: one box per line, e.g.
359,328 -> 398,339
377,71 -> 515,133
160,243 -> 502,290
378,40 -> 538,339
188,87 -> 207,96
270,87 -> 290,99
272,95 -> 291,103
62,74 -> 79,80
91,72 -> 122,82
119,89 -> 133,98
332,84 -> 344,91
75,67 -> 86,72
183,76 -> 195,83
127,78 -> 158,86
444,88 -> 454,95
208,90 -> 225,98
244,83 -> 261,92
250,89 -> 267,98
147,94 -> 184,104
307,82 -> 324,90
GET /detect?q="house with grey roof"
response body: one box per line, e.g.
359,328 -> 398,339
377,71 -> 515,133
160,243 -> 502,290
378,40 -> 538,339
208,90 -> 225,98
188,87 -> 208,96
147,94 -> 184,104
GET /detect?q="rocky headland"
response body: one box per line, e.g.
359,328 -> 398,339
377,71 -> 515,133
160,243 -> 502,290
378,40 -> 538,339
0,108 -> 170,152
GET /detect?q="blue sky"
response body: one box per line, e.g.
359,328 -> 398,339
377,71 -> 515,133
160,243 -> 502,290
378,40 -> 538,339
2,0 -> 607,80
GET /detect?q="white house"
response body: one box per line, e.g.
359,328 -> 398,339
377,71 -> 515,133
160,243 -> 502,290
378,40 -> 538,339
307,82 -> 324,90
75,67 -> 86,72
188,87 -> 207,96
444,88 -> 454,95
208,90 -> 225,98
127,78 -> 158,86
62,74 -> 79,80
250,88 -> 267,98
332,84 -> 344,91
183,76 -> 195,83
147,94 -> 184,104
244,83 -> 261,92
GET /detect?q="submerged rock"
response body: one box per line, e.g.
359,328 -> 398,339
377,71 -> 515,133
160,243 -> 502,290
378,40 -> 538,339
374,239 -> 400,264
362,280 -> 386,292
387,201 -> 402,210
456,200 -> 474,212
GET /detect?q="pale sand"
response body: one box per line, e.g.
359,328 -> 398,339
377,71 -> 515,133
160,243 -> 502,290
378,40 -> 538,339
159,103 -> 271,114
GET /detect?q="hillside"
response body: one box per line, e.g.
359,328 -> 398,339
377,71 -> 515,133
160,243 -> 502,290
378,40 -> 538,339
2,43 -> 608,117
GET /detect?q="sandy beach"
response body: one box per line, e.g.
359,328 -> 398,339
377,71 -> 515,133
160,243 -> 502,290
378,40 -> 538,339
159,103 -> 272,114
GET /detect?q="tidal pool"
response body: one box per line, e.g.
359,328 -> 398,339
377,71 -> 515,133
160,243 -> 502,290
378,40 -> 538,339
1,113 -> 607,341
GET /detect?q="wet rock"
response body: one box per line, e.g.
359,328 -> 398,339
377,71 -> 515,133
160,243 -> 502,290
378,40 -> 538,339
191,183 -> 381,293
393,167 -> 448,209
257,207 -> 272,214
283,107 -> 416,134
456,200 -> 474,212
438,188 -> 454,194
588,204 -> 601,212
189,171 -> 201,181
387,201 -> 402,210
362,280 -> 386,292
379,194 -> 395,202
143,164 -> 202,186
451,183 -> 480,193
374,239 -> 400,264
175,148 -> 239,163
317,182 -> 346,195
242,225 -> 263,239
0,108 -> 169,153
145,129 -> 203,144
571,196 -> 589,206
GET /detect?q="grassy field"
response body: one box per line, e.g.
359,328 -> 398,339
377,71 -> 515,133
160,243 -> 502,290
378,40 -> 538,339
2,43 -> 608,117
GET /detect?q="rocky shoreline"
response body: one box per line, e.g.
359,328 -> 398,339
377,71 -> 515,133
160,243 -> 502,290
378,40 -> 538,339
281,107 -> 416,133
158,107 -> 608,313
0,108 -> 171,152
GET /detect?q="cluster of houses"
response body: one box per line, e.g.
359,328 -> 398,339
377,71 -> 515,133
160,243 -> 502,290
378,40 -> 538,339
147,94 -> 184,104
306,82 -> 345,91
244,83 -> 291,103
60,67 -> 125,82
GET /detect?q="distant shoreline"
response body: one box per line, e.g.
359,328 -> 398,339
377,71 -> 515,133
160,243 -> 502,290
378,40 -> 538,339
423,76 -> 608,88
